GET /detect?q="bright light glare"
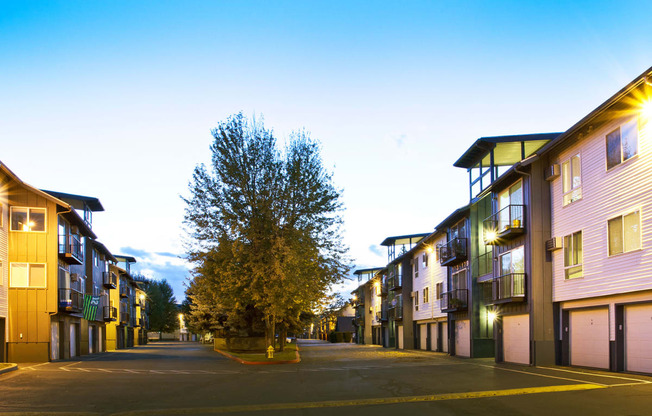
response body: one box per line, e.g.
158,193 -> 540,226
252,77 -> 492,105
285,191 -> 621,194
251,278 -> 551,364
426,246 -> 434,254
485,231 -> 497,242
488,311 -> 497,322
641,100 -> 652,120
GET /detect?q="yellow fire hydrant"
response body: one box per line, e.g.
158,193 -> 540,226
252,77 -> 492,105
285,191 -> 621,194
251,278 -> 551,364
266,345 -> 274,358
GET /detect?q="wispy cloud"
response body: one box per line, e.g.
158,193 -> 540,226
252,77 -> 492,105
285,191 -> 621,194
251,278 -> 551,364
368,244 -> 384,257
120,247 -> 191,300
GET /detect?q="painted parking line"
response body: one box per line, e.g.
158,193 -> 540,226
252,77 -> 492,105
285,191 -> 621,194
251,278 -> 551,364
109,384 -> 605,416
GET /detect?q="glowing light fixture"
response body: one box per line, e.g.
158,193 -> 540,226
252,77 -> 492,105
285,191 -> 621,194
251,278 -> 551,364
178,313 -> 184,320
426,246 -> 434,254
352,294 -> 358,301
487,311 -> 497,322
641,100 -> 652,121
485,230 -> 497,242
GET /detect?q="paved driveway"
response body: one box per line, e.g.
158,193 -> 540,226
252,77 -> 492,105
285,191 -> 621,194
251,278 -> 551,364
1,341 -> 652,415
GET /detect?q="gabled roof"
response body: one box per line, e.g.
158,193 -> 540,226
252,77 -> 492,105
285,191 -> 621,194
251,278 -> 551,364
453,133 -> 562,169
0,162 -> 96,239
41,190 -> 104,212
380,233 -> 430,247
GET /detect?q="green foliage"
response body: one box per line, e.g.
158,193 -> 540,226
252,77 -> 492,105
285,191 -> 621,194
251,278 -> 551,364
183,113 -> 350,344
146,279 -> 178,334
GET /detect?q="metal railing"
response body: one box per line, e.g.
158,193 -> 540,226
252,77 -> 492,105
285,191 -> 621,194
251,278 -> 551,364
103,271 -> 117,288
483,204 -> 525,242
439,237 -> 467,265
58,288 -> 83,312
440,289 -> 468,311
58,234 -> 83,262
103,306 -> 117,321
492,273 -> 526,302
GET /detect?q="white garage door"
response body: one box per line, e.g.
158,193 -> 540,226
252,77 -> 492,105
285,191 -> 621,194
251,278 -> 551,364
430,324 -> 438,351
625,304 -> 652,373
570,308 -> 609,369
503,314 -> 529,364
442,322 -> 449,353
455,320 -> 470,357
420,324 -> 428,350
397,325 -> 404,349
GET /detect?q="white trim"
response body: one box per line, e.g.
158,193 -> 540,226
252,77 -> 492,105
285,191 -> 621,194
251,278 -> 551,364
607,207 -> 642,257
561,153 -> 582,207
9,262 -> 47,288
9,206 -> 47,233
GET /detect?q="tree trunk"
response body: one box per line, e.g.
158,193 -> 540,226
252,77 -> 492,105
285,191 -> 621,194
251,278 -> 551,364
279,327 -> 287,352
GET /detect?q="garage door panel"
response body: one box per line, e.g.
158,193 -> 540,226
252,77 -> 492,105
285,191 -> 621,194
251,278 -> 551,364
570,309 -> 609,369
503,314 -> 529,365
420,325 -> 428,350
455,320 -> 470,357
626,304 -> 652,373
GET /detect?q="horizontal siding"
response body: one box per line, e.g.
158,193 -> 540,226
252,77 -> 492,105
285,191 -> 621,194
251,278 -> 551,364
412,235 -> 447,321
552,114 -> 652,302
0,192 -> 8,319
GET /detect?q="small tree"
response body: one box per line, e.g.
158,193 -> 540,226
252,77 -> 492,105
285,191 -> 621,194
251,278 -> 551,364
146,279 -> 178,338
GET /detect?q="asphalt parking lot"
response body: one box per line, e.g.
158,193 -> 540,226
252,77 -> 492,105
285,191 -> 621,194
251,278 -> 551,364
1,340 -> 651,415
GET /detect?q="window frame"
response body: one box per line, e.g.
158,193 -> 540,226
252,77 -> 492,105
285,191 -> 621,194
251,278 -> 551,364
9,262 -> 47,288
606,118 -> 639,171
607,209 -> 642,256
423,287 -> 429,304
563,230 -> 583,280
10,206 -> 47,233
561,153 -> 582,206
498,245 -> 525,276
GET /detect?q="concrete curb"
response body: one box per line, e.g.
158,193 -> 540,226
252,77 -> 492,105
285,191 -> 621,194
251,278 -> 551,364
215,344 -> 301,365
0,364 -> 18,375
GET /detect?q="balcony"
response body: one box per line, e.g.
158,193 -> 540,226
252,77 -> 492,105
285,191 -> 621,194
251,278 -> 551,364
389,304 -> 403,320
483,204 -> 526,245
439,238 -> 468,266
388,273 -> 402,291
102,271 -> 117,289
103,306 -> 117,322
381,304 -> 388,322
58,288 -> 83,313
120,286 -> 129,298
120,312 -> 130,325
58,234 -> 83,265
488,273 -> 526,304
375,311 -> 382,322
440,289 -> 468,312
380,280 -> 388,297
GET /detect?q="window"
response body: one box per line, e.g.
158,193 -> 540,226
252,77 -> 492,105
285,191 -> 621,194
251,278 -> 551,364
499,246 -> 525,276
608,210 -> 641,255
423,287 -> 429,303
497,180 -> 523,230
414,261 -> 419,278
10,207 -> 46,232
452,269 -> 467,290
562,154 -> 582,206
564,231 -> 583,279
607,119 -> 638,169
422,253 -> 428,268
10,263 -> 46,288
414,290 -> 419,307
436,282 -> 443,299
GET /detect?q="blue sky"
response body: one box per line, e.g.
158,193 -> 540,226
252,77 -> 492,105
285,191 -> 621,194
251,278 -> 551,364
2,1 -> 652,299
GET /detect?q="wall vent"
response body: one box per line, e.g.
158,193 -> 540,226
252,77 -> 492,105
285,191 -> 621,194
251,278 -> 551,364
545,164 -> 561,181
546,237 -> 562,251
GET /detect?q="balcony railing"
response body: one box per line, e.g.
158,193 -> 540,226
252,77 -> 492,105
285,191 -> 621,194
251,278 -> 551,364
58,234 -> 83,264
103,306 -> 117,322
483,204 -> 526,245
439,238 -> 468,266
388,272 -> 402,291
103,271 -> 117,289
440,289 -> 468,312
120,312 -> 130,325
490,273 -> 526,304
389,304 -> 403,320
381,304 -> 388,321
120,286 -> 129,298
58,288 -> 83,312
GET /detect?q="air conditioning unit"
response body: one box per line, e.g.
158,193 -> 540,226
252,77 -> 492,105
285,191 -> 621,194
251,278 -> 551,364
546,237 -> 562,251
545,164 -> 561,181
70,273 -> 79,282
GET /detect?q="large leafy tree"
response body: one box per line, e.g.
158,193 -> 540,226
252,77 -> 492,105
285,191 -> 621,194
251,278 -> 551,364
184,113 -> 349,350
146,279 -> 178,336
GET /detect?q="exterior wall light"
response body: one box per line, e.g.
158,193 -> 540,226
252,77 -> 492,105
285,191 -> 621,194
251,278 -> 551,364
487,311 -> 497,322
485,230 -> 497,242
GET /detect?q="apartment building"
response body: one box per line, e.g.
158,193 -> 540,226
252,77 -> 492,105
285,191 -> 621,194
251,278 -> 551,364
0,166 -> 10,362
106,255 -> 137,350
540,68 -> 652,373
351,268 -> 382,345
410,231 -> 448,352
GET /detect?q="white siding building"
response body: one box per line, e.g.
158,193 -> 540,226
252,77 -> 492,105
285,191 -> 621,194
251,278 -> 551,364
547,67 -> 652,373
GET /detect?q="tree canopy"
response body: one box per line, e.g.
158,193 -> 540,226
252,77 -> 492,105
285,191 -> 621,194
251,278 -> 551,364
145,279 -> 178,335
183,113 -> 350,349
